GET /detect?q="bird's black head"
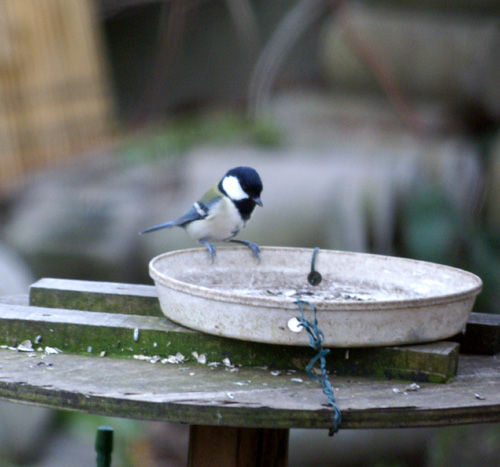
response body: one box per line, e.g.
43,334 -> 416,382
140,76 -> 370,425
219,166 -> 263,220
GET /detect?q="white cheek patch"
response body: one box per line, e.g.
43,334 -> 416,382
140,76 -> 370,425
222,175 -> 248,201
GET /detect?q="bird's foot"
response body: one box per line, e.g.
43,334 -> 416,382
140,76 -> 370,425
199,240 -> 217,262
230,240 -> 260,263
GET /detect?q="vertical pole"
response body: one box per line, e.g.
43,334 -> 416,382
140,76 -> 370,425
188,425 -> 289,466
95,425 -> 114,467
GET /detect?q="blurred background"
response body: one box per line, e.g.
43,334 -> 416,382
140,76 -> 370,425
0,0 -> 499,465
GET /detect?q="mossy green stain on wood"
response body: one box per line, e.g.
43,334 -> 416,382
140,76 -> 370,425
0,302 -> 458,383
29,278 -> 162,317
12,278 -> 461,382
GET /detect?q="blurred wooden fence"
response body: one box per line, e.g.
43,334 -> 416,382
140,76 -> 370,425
0,0 -> 114,195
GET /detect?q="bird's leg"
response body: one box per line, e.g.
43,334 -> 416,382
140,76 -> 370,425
230,240 -> 260,262
199,240 -> 217,262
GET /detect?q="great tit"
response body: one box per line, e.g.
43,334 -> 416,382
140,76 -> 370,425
140,166 -> 263,261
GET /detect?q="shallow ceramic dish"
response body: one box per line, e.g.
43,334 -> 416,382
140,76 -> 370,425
149,247 -> 482,347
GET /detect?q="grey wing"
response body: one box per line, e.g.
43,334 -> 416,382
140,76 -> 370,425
173,202 -> 210,226
140,202 -> 211,234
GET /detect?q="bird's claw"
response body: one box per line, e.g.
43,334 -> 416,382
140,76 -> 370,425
200,240 -> 261,263
199,240 -> 217,262
230,240 -> 261,263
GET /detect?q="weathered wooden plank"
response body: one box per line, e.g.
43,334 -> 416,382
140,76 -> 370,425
0,350 -> 498,429
0,302 -> 458,383
30,280 -> 496,356
29,278 -> 161,316
29,279 -> 493,357
29,280 -> 489,356
453,312 -> 500,355
327,342 -> 459,383
29,280 -> 498,356
26,279 -> 463,382
0,303 -> 177,357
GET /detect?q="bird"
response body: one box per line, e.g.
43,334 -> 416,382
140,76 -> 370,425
140,166 -> 263,261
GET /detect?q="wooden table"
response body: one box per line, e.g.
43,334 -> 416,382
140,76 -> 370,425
1,279 -> 500,466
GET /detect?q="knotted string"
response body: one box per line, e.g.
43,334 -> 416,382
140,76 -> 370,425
295,299 -> 342,436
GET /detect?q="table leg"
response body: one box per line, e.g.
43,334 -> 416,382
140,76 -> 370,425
187,425 -> 289,466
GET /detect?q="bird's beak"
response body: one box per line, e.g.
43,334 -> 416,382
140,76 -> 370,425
253,197 -> 263,207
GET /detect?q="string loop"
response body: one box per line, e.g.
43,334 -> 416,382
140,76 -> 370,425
294,299 -> 342,436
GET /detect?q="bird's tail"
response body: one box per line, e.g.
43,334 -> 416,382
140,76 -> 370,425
140,221 -> 176,235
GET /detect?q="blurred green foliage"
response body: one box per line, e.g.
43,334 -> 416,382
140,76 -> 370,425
120,112 -> 283,163
400,186 -> 464,267
57,411 -> 144,467
399,182 -> 500,314
428,424 -> 500,466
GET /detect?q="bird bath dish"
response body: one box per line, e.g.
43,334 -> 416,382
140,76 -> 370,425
149,247 -> 482,347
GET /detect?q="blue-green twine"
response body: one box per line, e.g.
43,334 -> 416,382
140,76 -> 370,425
295,299 -> 342,436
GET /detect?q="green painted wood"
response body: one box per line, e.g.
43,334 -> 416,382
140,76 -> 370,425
0,300 -> 458,383
0,349 -> 499,429
95,426 -> 113,467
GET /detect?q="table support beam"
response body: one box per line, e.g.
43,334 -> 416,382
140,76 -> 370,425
188,425 -> 289,466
